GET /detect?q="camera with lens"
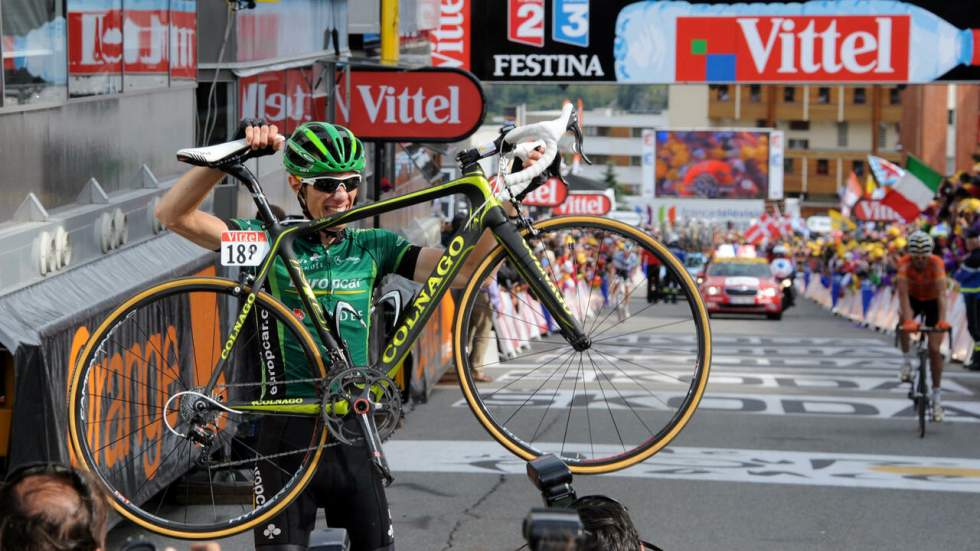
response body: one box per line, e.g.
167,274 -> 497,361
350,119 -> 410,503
522,454 -> 584,550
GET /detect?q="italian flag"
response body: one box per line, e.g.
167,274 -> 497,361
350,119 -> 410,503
880,155 -> 942,222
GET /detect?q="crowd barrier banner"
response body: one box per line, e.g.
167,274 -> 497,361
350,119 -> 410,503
803,274 -> 973,362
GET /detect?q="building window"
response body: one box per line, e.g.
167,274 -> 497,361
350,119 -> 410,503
715,85 -> 730,101
816,159 -> 830,175
593,126 -> 611,137
631,127 -> 645,138
852,160 -> 864,177
890,88 -> 901,105
817,87 -> 831,104
787,138 -> 809,150
630,156 -> 642,166
749,84 -> 761,103
837,122 -> 849,147
878,123 -> 888,147
788,120 -> 809,131
853,87 -> 866,104
756,119 -> 769,128
2,0 -> 68,106
783,87 -> 795,103
590,154 -> 609,165
784,158 -> 795,174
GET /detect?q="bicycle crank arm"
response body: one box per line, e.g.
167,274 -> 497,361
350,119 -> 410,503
356,411 -> 394,487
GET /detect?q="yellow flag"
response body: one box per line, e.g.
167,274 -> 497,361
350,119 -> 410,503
829,209 -> 857,231
864,173 -> 876,198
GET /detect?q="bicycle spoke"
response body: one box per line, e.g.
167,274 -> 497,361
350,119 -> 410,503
529,350 -> 580,444
499,348 -> 579,427
585,350 -> 627,455
488,347 -> 578,398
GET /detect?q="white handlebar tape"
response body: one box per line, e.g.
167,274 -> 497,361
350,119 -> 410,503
501,103 -> 574,196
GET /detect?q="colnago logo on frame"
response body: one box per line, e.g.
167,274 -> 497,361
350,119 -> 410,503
429,0 -> 470,69
675,15 -> 910,81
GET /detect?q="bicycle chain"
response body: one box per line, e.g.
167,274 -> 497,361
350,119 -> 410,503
206,441 -> 343,471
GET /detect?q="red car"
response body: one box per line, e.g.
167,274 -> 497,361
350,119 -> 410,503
699,257 -> 784,320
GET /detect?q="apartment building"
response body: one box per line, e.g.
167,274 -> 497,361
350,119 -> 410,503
704,84 -> 903,211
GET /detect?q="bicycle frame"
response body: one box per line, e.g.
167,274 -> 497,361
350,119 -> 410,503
208,162 -> 587,415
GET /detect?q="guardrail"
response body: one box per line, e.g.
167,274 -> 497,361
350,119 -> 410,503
801,275 -> 973,362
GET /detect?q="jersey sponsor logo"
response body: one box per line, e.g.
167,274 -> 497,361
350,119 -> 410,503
298,278 -> 365,291
383,235 -> 467,364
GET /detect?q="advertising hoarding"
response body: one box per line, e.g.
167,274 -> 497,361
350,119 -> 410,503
333,68 -> 486,142
654,130 -> 771,199
463,1 -> 980,83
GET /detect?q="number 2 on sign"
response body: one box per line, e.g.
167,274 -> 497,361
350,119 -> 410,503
508,0 -> 544,48
220,231 -> 270,267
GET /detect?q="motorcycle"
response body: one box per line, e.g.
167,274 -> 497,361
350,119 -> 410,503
780,277 -> 795,309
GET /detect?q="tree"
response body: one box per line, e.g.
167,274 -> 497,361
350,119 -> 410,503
603,163 -> 624,203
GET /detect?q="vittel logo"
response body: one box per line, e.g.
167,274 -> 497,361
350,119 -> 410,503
429,0 -> 470,69
340,85 -> 461,125
241,81 -> 312,124
553,194 -> 611,216
737,16 -> 897,75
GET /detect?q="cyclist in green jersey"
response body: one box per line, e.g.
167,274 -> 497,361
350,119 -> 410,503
156,121 -> 541,551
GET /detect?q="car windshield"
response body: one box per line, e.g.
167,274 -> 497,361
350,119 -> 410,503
685,254 -> 705,268
706,262 -> 770,278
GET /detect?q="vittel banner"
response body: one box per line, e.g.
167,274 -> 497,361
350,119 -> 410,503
467,1 -> 980,83
334,68 -> 486,142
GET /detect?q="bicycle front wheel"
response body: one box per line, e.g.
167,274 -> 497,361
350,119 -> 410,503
67,277 -> 329,540
454,216 -> 711,474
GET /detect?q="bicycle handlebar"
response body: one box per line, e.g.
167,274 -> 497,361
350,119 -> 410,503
501,104 -> 572,196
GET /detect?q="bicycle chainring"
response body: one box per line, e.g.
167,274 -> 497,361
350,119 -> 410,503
321,368 -> 403,445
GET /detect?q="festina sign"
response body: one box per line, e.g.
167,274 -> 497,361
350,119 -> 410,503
334,68 -> 485,142
523,177 -> 568,207
553,193 -> 612,216
465,1 -> 980,83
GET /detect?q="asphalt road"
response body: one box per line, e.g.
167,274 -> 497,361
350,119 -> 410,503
109,296 -> 980,551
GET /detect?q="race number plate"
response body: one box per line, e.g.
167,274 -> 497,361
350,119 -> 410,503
729,296 -> 756,305
220,231 -> 270,267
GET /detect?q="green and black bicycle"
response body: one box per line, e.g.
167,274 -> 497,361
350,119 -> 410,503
67,104 -> 712,539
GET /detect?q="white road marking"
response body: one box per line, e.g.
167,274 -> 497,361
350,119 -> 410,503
385,440 -> 980,494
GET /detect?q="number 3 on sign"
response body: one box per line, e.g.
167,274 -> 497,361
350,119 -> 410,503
508,0 -> 544,48
553,0 -> 589,47
220,231 -> 270,267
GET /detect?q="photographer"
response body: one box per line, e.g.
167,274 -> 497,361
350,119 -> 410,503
523,455 -> 659,551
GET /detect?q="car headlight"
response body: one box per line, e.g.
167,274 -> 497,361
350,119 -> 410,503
697,277 -> 704,285
762,287 -> 778,297
707,286 -> 720,295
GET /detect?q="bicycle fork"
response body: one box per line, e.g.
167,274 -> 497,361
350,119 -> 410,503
489,217 -> 591,351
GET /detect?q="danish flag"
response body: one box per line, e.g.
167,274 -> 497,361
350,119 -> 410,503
744,212 -> 786,245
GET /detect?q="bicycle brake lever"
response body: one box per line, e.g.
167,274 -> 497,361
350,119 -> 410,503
567,111 -> 592,165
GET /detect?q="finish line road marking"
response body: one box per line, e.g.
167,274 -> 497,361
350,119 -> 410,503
384,440 -> 980,494
494,367 -> 975,395
451,391 -> 980,422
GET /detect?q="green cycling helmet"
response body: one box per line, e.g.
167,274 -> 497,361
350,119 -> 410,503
283,121 -> 365,177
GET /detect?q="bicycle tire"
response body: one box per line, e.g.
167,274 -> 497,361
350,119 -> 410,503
917,352 -> 928,438
67,277 -> 329,539
454,216 -> 711,474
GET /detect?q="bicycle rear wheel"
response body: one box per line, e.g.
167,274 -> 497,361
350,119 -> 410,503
67,277 -> 329,539
454,216 -> 711,474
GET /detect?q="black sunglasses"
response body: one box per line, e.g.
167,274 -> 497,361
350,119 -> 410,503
299,174 -> 361,194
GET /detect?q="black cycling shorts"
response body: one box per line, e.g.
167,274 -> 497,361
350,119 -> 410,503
910,297 -> 940,328
252,417 -> 394,551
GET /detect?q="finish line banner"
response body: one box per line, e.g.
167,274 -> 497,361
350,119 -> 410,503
429,1 -> 980,83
